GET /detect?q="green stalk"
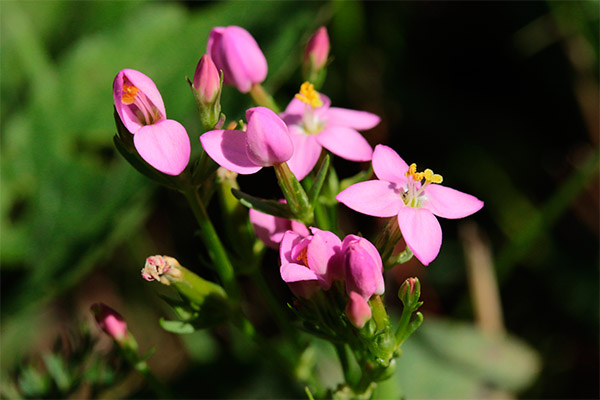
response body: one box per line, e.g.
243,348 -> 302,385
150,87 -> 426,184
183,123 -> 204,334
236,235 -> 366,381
249,83 -> 281,112
183,188 -> 239,301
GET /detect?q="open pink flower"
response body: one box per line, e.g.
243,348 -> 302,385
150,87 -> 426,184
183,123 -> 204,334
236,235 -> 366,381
280,82 -> 380,180
337,145 -> 484,266
249,205 -> 309,249
200,107 -> 293,174
279,228 -> 343,298
113,69 -> 190,175
207,26 -> 268,93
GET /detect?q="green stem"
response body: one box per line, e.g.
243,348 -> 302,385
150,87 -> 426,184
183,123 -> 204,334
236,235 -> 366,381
134,360 -> 171,399
249,83 -> 281,112
183,188 -> 239,301
273,162 -> 313,224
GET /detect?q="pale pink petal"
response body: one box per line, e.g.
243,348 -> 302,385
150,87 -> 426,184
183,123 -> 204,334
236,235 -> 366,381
317,126 -> 372,162
249,208 -> 308,249
206,27 -> 228,82
280,230 -> 304,265
336,180 -> 403,217
290,220 -> 310,237
342,235 -> 384,296
133,120 -> 190,176
397,207 -> 442,266
372,144 -> 410,186
280,263 -> 319,283
200,129 -> 262,175
286,130 -> 322,181
345,292 -> 372,328
306,228 -> 342,280
422,184 -> 484,219
221,26 -> 267,93
245,107 -> 293,166
325,107 -> 380,130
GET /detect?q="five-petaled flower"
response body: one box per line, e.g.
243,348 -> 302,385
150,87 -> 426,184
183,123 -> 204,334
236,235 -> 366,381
280,82 -> 380,181
337,145 -> 484,266
113,69 -> 190,176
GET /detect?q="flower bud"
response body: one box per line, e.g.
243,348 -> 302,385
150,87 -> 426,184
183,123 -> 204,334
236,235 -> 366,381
245,107 -> 293,166
345,291 -> 372,328
90,303 -> 128,342
207,26 -> 268,93
398,277 -> 422,310
304,27 -> 329,71
193,54 -> 221,105
342,235 -> 385,300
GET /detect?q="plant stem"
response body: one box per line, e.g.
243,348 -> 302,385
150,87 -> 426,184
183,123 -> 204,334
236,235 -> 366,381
183,188 -> 239,301
249,83 -> 281,112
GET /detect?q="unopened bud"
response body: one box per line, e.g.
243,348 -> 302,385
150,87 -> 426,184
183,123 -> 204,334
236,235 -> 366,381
345,291 -> 372,328
304,27 -> 329,71
399,277 -> 422,310
193,54 -> 221,105
142,255 -> 183,285
90,303 -> 128,342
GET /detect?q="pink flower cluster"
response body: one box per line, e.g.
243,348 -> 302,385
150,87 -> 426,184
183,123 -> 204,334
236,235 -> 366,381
279,228 -> 383,328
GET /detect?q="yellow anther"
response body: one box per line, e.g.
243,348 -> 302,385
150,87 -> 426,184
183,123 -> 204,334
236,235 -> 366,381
406,163 -> 443,184
295,81 -> 323,108
296,247 -> 309,267
405,163 -> 418,178
122,83 -> 139,105
424,168 -> 443,184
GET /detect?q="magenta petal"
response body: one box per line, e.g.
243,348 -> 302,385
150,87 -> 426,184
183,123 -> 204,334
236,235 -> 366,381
245,107 -> 293,166
317,126 -> 372,162
249,209 -> 283,249
422,184 -> 484,219
121,69 -> 166,117
397,207 -> 442,266
280,230 -> 304,265
336,180 -> 403,217
306,228 -> 342,278
133,120 -> 190,176
280,263 -> 319,283
221,26 -> 267,93
372,145 -> 410,186
286,130 -> 322,180
325,107 -> 380,130
345,292 -> 372,328
200,129 -> 262,175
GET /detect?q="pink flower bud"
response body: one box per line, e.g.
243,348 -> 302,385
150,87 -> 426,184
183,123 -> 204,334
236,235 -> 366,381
90,303 -> 128,342
304,27 -> 330,71
399,277 -> 422,310
342,235 -> 385,300
193,54 -> 221,105
207,26 -> 268,93
345,291 -> 372,328
245,107 -> 293,166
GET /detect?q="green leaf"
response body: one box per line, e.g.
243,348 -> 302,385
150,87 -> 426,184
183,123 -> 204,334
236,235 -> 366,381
42,353 -> 71,392
308,154 -> 331,206
159,319 -> 196,334
231,188 -> 295,219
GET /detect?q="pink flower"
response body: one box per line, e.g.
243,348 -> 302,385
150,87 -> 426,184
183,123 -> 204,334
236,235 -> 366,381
113,69 -> 190,176
342,235 -> 385,300
279,228 -> 344,298
345,291 -> 372,328
90,303 -> 128,342
337,145 -> 484,266
280,82 -> 380,180
193,54 -> 220,105
249,205 -> 309,249
207,26 -> 268,93
200,106 -> 293,174
304,27 -> 330,71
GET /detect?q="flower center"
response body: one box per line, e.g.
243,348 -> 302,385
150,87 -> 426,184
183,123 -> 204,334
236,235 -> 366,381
296,246 -> 310,268
121,81 -> 161,126
402,163 -> 443,207
295,82 -> 325,135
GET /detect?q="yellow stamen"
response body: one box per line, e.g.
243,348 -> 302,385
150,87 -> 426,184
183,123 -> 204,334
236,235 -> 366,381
424,168 -> 443,184
406,164 -> 443,184
296,247 -> 309,268
405,163 -> 417,178
122,83 -> 139,105
295,81 -> 323,108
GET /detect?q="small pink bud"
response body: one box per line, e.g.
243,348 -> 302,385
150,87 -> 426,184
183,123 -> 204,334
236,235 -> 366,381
304,27 -> 330,71
90,303 -> 128,342
207,26 -> 268,93
399,277 -> 422,310
193,54 -> 221,105
245,107 -> 293,166
345,291 -> 372,328
342,235 -> 385,300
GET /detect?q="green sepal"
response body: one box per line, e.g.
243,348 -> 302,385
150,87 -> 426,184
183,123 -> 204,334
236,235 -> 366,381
340,166 -> 373,192
231,188 -> 296,219
159,319 -> 196,334
308,154 -> 330,206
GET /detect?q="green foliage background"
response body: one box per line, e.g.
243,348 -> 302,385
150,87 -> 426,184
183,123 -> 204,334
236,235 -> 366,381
1,1 -> 598,398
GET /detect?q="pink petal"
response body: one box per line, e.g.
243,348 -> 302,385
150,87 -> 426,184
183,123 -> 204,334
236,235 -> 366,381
397,207 -> 442,266
282,95 -> 331,117
221,26 -> 267,93
133,120 -> 190,176
280,230 -> 304,265
423,184 -> 484,219
336,180 -> 403,217
285,129 -> 322,181
345,291 -> 372,328
280,263 -> 319,283
306,228 -> 342,279
200,129 -> 262,175
249,208 -> 308,249
245,107 -> 293,166
325,107 -> 380,131
207,27 -> 228,82
372,144 -> 410,186
342,235 -> 384,298
317,126 -> 372,162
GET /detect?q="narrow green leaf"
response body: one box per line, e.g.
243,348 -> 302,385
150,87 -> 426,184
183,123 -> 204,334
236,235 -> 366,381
231,188 -> 295,219
308,154 -> 330,205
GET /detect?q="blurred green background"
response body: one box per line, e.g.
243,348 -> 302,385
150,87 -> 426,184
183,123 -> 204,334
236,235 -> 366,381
1,1 -> 598,398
